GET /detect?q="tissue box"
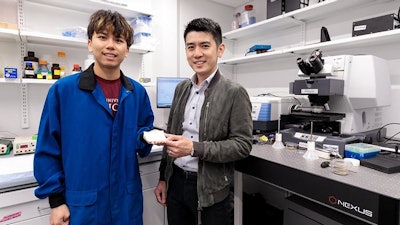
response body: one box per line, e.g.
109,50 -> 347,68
344,143 -> 380,159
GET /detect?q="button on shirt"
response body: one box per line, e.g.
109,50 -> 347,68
174,70 -> 217,172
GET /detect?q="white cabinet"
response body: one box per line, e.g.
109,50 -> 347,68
0,162 -> 165,225
140,160 -> 165,225
0,187 -> 50,224
8,216 -> 50,225
219,0 -> 399,66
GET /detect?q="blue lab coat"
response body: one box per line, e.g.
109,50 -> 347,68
34,65 -> 154,225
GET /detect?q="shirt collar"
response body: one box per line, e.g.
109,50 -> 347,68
190,68 -> 218,88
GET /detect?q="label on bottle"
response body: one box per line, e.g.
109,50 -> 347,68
24,69 -> 35,78
53,69 -> 61,79
38,71 -> 47,79
24,61 -> 39,74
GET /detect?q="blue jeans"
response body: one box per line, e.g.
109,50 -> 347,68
166,166 -> 232,225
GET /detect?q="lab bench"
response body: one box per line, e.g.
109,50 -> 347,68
235,144 -> 400,225
0,145 -> 163,225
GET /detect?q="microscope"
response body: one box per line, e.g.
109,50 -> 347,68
281,50 -> 392,155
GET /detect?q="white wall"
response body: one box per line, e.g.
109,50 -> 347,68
178,0 -> 234,77
0,0 -> 178,135
145,0 -> 178,129
146,0 -> 235,129
0,0 -> 18,25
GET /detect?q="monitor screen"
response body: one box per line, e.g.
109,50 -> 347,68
156,77 -> 188,108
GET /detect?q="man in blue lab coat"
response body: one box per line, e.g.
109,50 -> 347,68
34,9 -> 154,225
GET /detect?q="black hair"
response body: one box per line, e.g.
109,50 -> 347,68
87,10 -> 134,48
184,18 -> 222,46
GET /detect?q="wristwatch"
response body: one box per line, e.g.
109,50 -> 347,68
190,147 -> 195,157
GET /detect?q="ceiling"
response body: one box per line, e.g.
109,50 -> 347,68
209,0 -> 251,8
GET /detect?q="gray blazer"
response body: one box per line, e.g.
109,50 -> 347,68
159,70 -> 253,207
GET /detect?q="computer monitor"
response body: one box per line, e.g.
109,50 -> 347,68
156,77 -> 188,108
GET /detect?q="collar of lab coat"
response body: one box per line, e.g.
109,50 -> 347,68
78,63 -> 134,91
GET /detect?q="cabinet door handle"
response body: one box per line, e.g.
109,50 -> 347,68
37,206 -> 51,215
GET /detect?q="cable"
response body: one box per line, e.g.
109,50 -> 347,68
375,123 -> 400,143
396,5 -> 400,28
256,93 -> 303,105
384,131 -> 400,143
393,5 -> 400,29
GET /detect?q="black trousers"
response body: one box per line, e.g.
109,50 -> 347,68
166,165 -> 232,225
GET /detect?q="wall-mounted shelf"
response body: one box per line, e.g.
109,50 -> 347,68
0,31 -> 154,54
0,77 -> 56,84
0,78 -> 21,84
131,44 -> 156,54
21,79 -> 56,84
0,78 -> 156,86
25,0 -> 154,18
289,28 -> 400,55
20,31 -> 87,48
20,31 -> 154,53
223,0 -> 378,40
220,27 -> 400,65
140,82 -> 154,87
0,28 -> 19,42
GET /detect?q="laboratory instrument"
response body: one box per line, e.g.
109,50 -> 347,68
281,52 -> 391,156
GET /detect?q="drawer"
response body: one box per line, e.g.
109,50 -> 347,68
0,188 -> 50,224
9,214 -> 50,225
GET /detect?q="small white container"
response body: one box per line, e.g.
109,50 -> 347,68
241,4 -> 256,28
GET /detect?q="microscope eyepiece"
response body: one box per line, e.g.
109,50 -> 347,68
297,49 -> 324,75
297,57 -> 312,75
309,54 -> 324,74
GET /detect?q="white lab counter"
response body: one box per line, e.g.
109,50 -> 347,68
0,154 -> 36,190
0,145 -> 163,191
0,145 -> 163,224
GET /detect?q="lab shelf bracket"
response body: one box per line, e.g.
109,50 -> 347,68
287,16 -> 306,46
230,38 -> 238,81
18,0 -> 29,129
17,0 -> 24,29
18,0 -> 25,72
20,83 -> 30,129
299,21 -> 306,46
232,64 -> 238,82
